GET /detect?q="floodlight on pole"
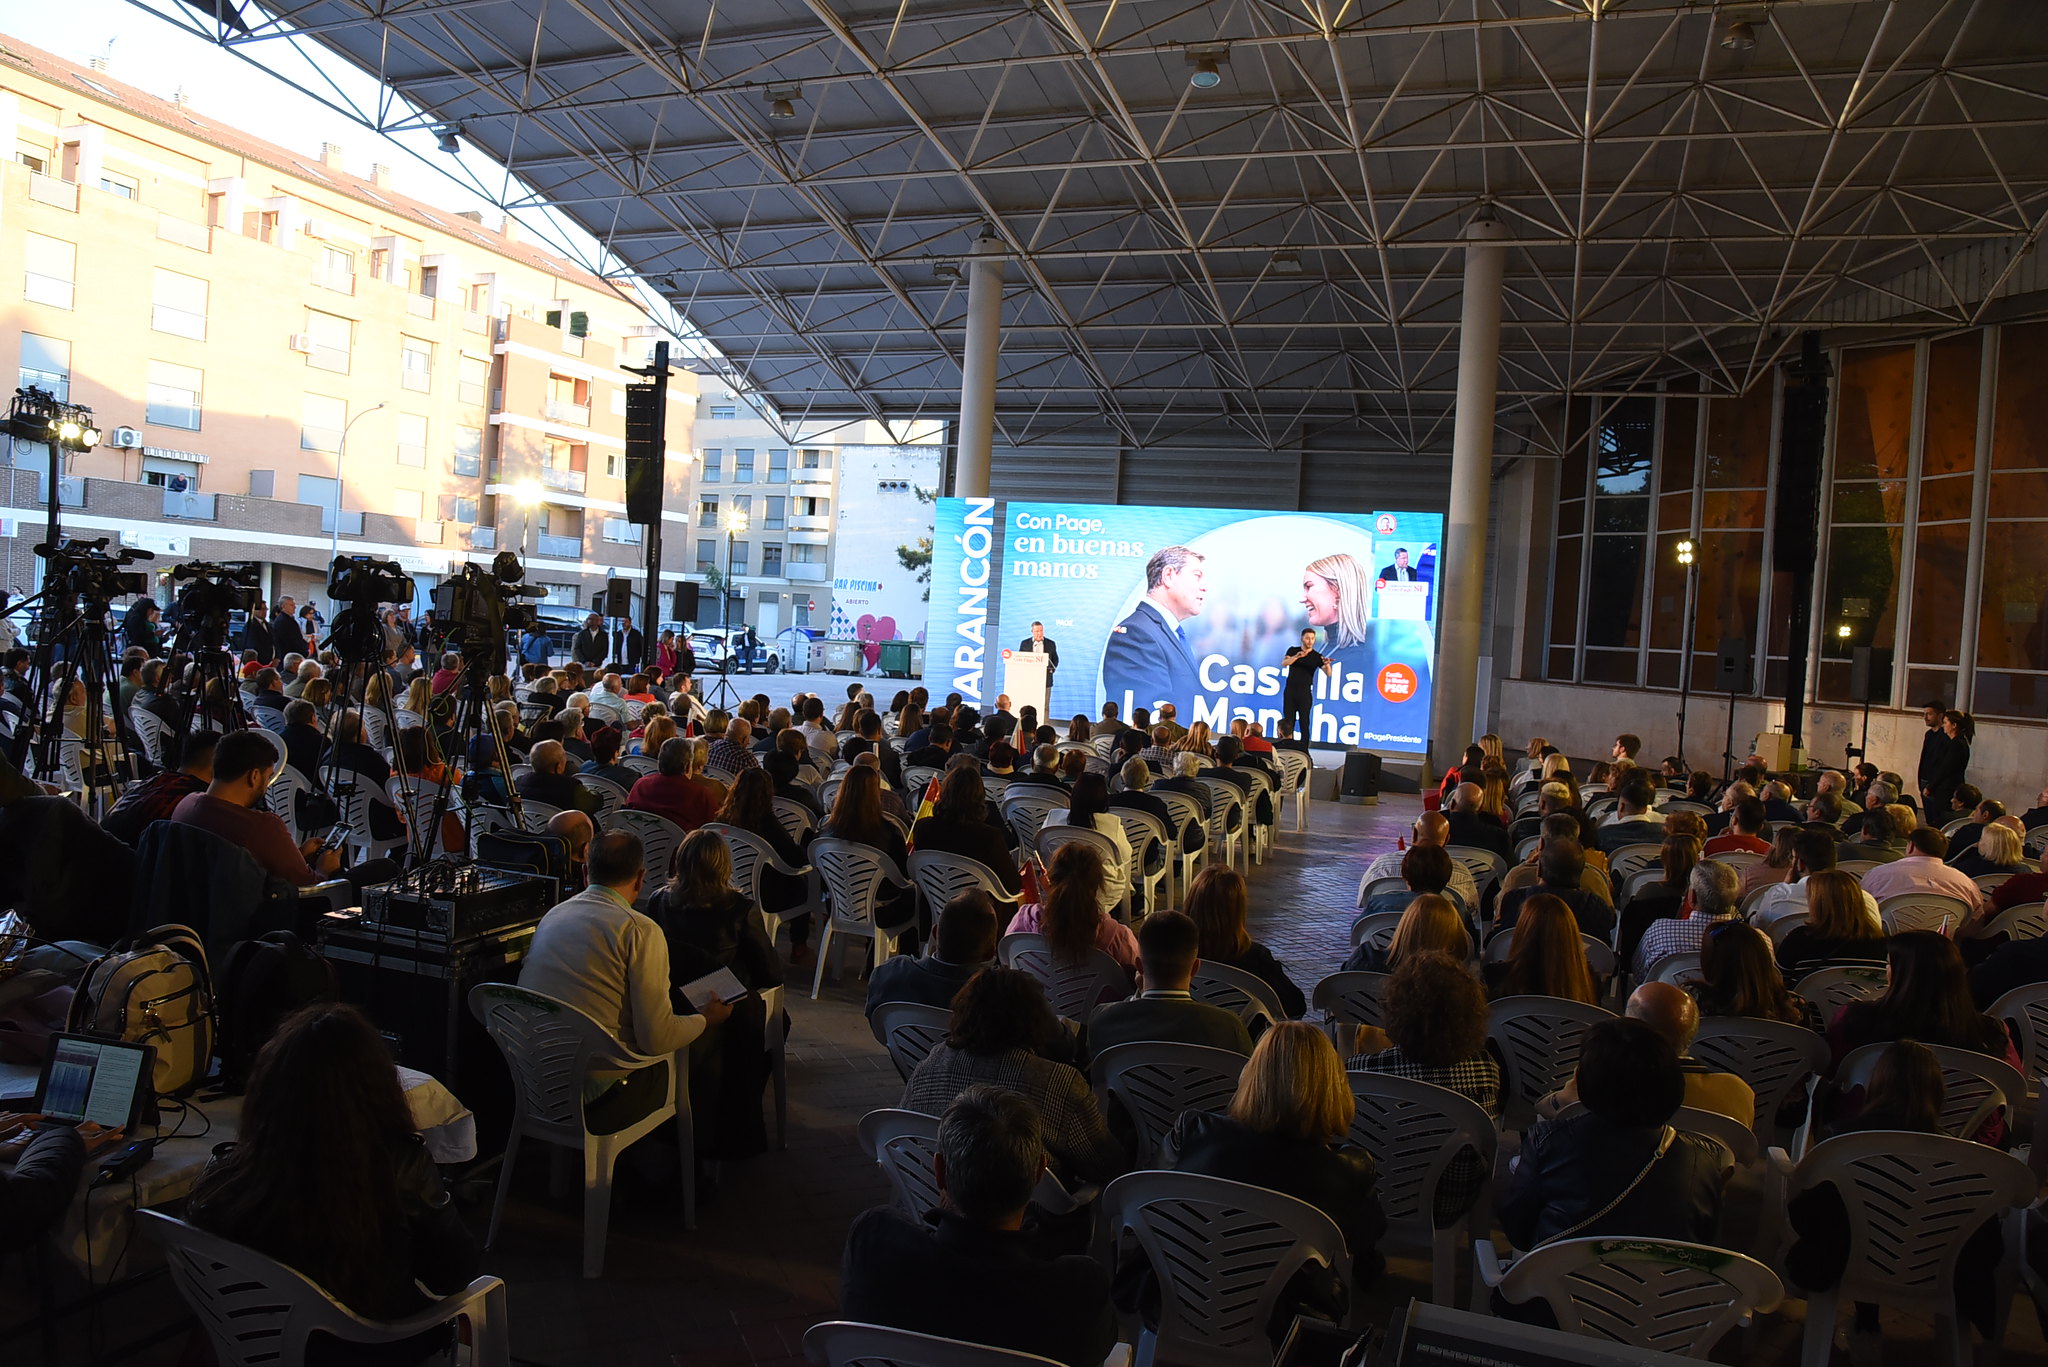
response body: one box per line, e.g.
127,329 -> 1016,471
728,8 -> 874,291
512,479 -> 544,559
326,402 -> 386,569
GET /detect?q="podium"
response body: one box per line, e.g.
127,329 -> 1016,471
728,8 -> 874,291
1002,649 -> 1050,719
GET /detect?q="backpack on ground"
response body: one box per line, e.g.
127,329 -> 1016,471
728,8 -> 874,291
67,924 -> 214,1097
214,930 -> 338,1092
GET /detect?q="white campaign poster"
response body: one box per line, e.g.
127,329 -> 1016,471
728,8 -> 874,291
828,443 -> 942,670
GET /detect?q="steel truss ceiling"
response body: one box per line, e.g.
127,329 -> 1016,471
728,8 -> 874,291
169,0 -> 2048,454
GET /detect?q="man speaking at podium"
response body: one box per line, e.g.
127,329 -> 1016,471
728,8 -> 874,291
1378,547 -> 1418,581
1017,620 -> 1059,691
1102,546 -> 1207,717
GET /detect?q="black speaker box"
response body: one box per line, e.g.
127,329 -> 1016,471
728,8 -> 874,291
673,581 -> 700,623
1715,637 -> 1752,693
604,579 -> 633,617
1849,646 -> 1893,704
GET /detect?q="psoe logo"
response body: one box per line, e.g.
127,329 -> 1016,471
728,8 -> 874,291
1374,514 -> 1397,535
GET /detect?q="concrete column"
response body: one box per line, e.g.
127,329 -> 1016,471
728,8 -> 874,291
1429,216 -> 1509,774
953,230 -> 1005,498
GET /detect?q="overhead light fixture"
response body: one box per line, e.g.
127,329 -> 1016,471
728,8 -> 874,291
1186,48 -> 1228,90
766,86 -> 801,121
933,261 -> 963,282
1270,251 -> 1304,275
1721,19 -> 1757,51
432,122 -> 463,154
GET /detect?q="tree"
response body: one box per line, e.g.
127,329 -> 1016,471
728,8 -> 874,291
897,484 -> 938,602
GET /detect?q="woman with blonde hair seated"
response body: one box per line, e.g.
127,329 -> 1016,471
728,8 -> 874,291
1343,892 -> 1470,974
1172,721 -> 1215,757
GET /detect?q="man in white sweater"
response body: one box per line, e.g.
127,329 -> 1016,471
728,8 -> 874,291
520,829 -> 730,1130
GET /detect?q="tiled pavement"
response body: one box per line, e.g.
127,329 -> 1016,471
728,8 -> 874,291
11,791 -> 2048,1365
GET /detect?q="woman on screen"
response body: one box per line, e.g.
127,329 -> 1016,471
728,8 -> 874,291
1301,554 -> 1373,653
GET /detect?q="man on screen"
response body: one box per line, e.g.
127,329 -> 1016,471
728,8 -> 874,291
1101,546 -> 1207,716
1016,621 -> 1059,691
1280,628 -> 1331,743
1378,547 -> 1418,582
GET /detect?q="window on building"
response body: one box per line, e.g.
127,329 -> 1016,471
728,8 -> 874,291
701,448 -> 722,483
305,310 -> 351,373
302,394 -> 347,451
401,336 -> 433,391
1976,321 -> 2048,718
17,146 -> 48,174
297,473 -> 339,515
767,448 -> 788,482
24,233 -> 75,310
97,170 -> 138,199
708,404 -> 737,420
318,245 -> 355,292
1578,397 -> 1655,686
392,488 -> 423,521
729,541 -> 749,574
765,496 -> 786,531
145,362 -> 203,430
442,495 -> 479,524
397,413 -> 428,467
1817,343 -> 1915,703
19,334 -> 69,401
760,545 -> 783,576
700,497 -> 720,526
544,309 -> 589,337
603,518 -> 643,544
457,354 -> 489,406
796,496 -> 830,518
734,448 -> 755,481
732,494 -> 752,527
696,539 -> 717,569
544,437 -> 573,470
151,269 -> 207,340
141,456 -> 196,489
790,543 -> 820,563
604,451 -> 623,478
453,426 -> 483,476
800,447 -> 829,469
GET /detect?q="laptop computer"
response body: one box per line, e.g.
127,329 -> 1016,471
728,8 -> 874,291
32,1034 -> 156,1134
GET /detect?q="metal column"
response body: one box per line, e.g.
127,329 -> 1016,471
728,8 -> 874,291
953,229 -> 1004,499
1429,216 -> 1509,773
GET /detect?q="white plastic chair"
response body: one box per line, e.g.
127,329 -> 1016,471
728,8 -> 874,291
465,804 -> 521,856
772,796 -> 816,844
1313,972 -> 1391,1049
1788,1132 -> 2034,1367
706,821 -> 820,943
1113,807 -> 1171,912
1346,1071 -> 1498,1305
1349,910 -> 1405,954
1644,951 -> 1704,987
1483,929 -> 1616,981
1273,749 -> 1311,832
334,778 -> 404,862
577,774 -> 628,826
1762,911 -> 1809,947
1091,1041 -> 1246,1163
1102,1171 -> 1349,1367
1973,872 -> 2013,896
1835,858 -> 1885,879
138,1211 -> 510,1367
1836,1041 -> 2027,1141
1474,1235 -> 1781,1359
1689,1015 -> 1831,1140
1793,964 -> 1888,1016
1486,996 -> 1615,1129
128,706 -> 167,767
998,932 -> 1129,1021
810,838 -> 915,999
1034,822 -> 1131,922
902,765 -> 944,800
265,763 -> 315,842
2026,826 -> 2048,858
1876,892 -> 1973,937
804,1320 -> 1063,1367
1001,790 -> 1068,850
517,798 -> 564,832
1357,875 -> 1410,910
1445,845 -> 1509,897
620,754 -> 658,777
870,1001 -> 953,1082
1187,961 -> 1284,1030
908,850 -> 1022,919
1153,789 -> 1206,891
1606,842 -> 1665,887
856,1107 -> 947,1220
467,983 -> 694,1277
1195,778 -> 1247,873
604,808 -> 687,904
1716,850 -> 1764,870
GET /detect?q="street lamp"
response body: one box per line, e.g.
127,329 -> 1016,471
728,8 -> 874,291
1673,539 -> 1700,771
510,479 -> 544,559
327,402 -> 388,570
724,506 -> 750,635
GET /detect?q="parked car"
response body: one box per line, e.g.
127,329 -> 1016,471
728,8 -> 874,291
689,628 -> 781,674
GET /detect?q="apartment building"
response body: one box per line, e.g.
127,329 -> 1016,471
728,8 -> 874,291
0,37 -> 698,617
689,394 -> 840,641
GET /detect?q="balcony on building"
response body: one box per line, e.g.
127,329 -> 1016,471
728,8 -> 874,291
162,488 -> 217,521
537,532 -> 583,560
789,513 -> 831,532
321,507 -> 366,535
538,466 -> 586,494
407,293 -> 437,320
467,524 -> 498,550
545,398 -> 591,426
786,562 -> 830,583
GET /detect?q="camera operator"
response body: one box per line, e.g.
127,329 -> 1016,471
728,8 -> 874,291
172,730 -> 398,891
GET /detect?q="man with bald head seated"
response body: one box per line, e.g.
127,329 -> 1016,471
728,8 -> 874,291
545,809 -> 595,894
1358,810 -> 1479,908
516,739 -> 601,816
1442,783 -> 1511,860
1541,982 -> 1753,1127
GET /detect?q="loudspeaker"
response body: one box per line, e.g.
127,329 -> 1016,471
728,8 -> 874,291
672,581 -> 700,622
1774,335 -> 1830,565
1715,637 -> 1752,693
1340,752 -> 1381,803
603,580 -> 633,617
622,382 -> 665,524
1849,646 -> 1893,704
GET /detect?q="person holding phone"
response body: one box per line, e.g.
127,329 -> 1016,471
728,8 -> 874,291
170,730 -> 400,891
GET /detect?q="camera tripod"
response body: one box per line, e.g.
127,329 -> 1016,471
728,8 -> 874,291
319,596 -> 422,862
162,583 -> 253,755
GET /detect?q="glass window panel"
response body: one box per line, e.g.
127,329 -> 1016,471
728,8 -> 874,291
1546,646 -> 1576,682
1645,653 -> 1681,690
1972,671 -> 2045,721
1977,520 -> 2048,671
1648,534 -> 1688,652
1700,489 -> 1765,529
1595,398 -> 1655,495
1905,522 -> 1970,667
1692,531 -> 1763,654
1583,649 -> 1638,685
1563,398 -> 1593,467
1917,472 -> 1974,523
1659,396 -> 1698,492
1593,498 -> 1649,533
1818,525 -> 1904,699
1560,437 -> 1589,500
1657,492 -> 1691,532
1992,320 -> 2048,470
1549,536 -> 1582,651
1704,383 -> 1773,488
1922,332 -> 1982,477
1585,536 -> 1646,649
1830,479 -> 1908,525
1556,498 -> 1584,538
1833,344 -> 1916,482
1905,668 -> 1958,713
1988,470 -> 2048,509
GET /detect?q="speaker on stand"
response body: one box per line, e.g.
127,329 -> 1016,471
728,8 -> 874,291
1715,637 -> 1752,781
1847,645 -> 1892,767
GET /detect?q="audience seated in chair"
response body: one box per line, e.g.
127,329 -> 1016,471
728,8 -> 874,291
1183,865 -> 1306,1017
0,1110 -> 125,1254
1486,894 -> 1600,1005
519,830 -> 732,1136
1773,869 -> 1888,978
1542,983 -> 1754,1126
867,892 -> 999,1023
911,766 -> 1021,896
1007,842 -> 1138,982
625,737 -> 721,833
186,1003 -> 479,1362
1631,857 -> 1740,977
1361,811 -> 1479,908
1494,840 -> 1614,945
1344,893 -> 1472,977
839,1085 -> 1117,1367
1042,773 -> 1133,917
518,738 -> 602,817
101,730 -> 217,846
172,730 -> 397,892
1080,910 -> 1254,1066
1613,834 -> 1701,968
1693,921 -> 1821,1032
644,830 -> 782,1161
900,967 -> 1127,1186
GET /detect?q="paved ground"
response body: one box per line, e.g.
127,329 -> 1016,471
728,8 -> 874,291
9,791 -> 2047,1365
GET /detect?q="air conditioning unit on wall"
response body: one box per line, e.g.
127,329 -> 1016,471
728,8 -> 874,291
288,333 -> 313,353
110,426 -> 142,449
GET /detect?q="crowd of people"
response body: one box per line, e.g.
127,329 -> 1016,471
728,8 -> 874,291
3,617 -> 2046,1363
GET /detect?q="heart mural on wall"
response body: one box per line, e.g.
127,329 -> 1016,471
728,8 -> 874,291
855,614 -> 898,669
